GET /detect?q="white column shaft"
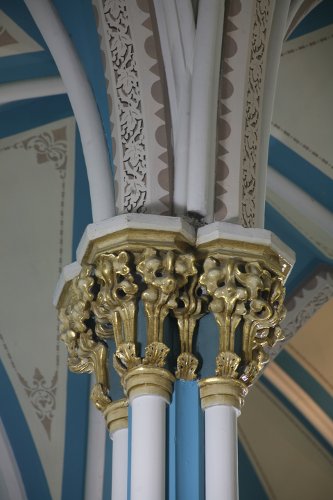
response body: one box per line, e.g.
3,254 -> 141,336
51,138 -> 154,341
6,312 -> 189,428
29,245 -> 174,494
84,381 -> 106,500
111,428 -> 128,500
205,405 -> 239,500
24,0 -> 115,222
187,0 -> 225,221
130,395 -> 166,500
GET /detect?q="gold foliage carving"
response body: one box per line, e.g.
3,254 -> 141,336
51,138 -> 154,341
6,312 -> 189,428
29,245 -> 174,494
143,342 -> 170,367
175,353 -> 199,381
200,256 -> 286,386
59,266 -> 111,411
58,230 -> 291,414
92,251 -> 138,342
113,342 -> 141,378
216,351 -> 240,378
137,249 -> 203,378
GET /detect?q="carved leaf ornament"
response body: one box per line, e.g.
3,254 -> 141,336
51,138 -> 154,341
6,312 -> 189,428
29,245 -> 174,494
59,246 -> 287,413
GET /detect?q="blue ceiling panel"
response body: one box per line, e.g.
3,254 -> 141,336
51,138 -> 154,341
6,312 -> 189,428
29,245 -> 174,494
288,0 -> 333,40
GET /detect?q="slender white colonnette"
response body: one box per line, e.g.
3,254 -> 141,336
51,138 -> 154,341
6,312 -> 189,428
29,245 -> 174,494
153,0 -> 195,214
84,380 -> 106,500
187,0 -> 225,221
130,395 -> 167,500
24,0 -> 115,222
205,405 -> 239,500
111,428 -> 128,500
0,77 -> 65,105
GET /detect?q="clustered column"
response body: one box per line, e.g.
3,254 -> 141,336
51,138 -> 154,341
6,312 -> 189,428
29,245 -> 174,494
56,216 -> 294,500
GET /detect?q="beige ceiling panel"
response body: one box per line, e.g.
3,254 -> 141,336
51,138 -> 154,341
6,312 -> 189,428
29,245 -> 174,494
286,297 -> 333,396
0,117 -> 75,500
272,25 -> 333,179
0,10 -> 43,57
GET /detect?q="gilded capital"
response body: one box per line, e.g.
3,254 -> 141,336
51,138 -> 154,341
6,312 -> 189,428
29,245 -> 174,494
56,216 -> 295,420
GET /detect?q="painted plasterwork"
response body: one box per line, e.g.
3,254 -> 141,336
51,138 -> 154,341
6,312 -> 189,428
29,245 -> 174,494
93,0 -> 172,215
271,268 -> 333,358
0,10 -> 43,57
240,0 -> 274,228
0,117 -> 75,500
272,25 -> 333,180
214,0 -> 256,224
239,382 -> 333,500
266,175 -> 333,259
213,0 -> 275,227
286,297 -> 333,396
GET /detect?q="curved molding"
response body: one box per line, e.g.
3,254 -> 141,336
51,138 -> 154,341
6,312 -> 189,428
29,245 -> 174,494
24,0 -> 115,222
267,166 -> 333,259
264,362 -> 333,446
0,77 -> 65,105
285,0 -> 322,39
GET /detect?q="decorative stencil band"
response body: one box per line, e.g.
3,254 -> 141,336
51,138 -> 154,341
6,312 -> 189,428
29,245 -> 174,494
240,0 -> 273,228
214,0 -> 243,221
93,0 -> 172,215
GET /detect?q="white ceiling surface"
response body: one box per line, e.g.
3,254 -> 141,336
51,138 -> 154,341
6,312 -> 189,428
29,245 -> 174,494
272,24 -> 333,179
0,117 -> 75,500
0,9 -> 43,57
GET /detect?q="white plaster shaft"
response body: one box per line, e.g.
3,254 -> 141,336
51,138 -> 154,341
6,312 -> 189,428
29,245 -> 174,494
187,0 -> 225,222
130,395 -> 166,500
0,77 -> 65,104
24,0 -> 115,222
205,405 -> 239,500
111,428 -> 128,500
84,379 -> 106,500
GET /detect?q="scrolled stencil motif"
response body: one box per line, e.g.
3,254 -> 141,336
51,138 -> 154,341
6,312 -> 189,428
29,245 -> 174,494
103,0 -> 147,212
241,0 -> 272,227
0,127 -> 68,179
18,369 -> 57,439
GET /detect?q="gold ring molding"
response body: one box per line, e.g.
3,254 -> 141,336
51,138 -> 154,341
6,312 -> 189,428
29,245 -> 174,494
199,378 -> 248,412
104,399 -> 129,434
55,215 -> 295,422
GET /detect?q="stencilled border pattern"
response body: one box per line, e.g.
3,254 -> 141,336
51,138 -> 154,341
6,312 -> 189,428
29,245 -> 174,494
240,0 -> 273,228
214,0 -> 242,221
103,0 -> 148,213
142,0 -> 173,213
271,122 -> 333,178
0,125 -> 69,438
93,0 -> 172,215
